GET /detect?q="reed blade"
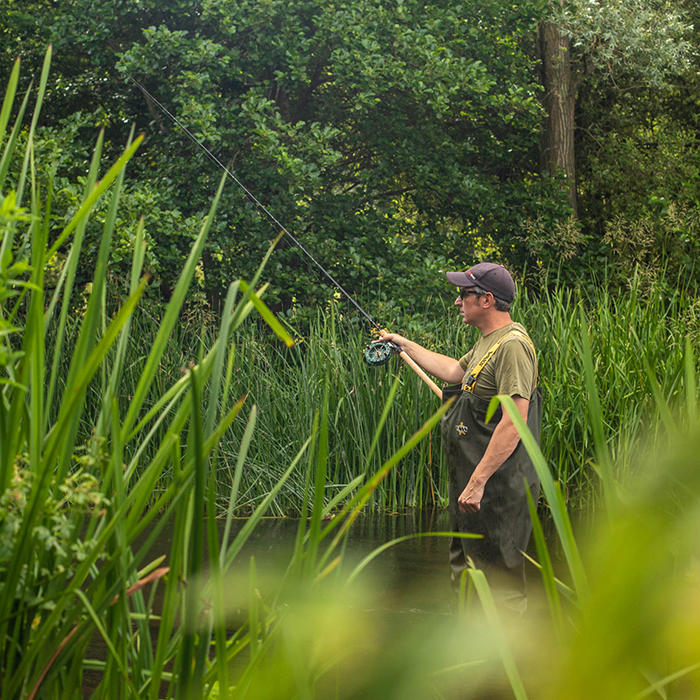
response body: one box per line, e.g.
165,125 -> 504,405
43,130 -> 105,434
577,306 -> 616,508
220,403 -> 256,567
44,136 -> 143,262
525,482 -> 565,640
468,567 -> 529,700
0,58 -> 19,149
496,394 -> 590,605
15,45 -> 51,208
685,336 -> 697,428
122,171 -> 227,437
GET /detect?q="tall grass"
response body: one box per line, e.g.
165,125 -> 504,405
56,273 -> 699,514
6,48 -> 700,700
0,50 -> 307,698
47,302 -> 452,515
1,50 -> 465,699
522,280 -> 700,493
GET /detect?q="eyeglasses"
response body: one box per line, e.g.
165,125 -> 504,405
458,288 -> 479,300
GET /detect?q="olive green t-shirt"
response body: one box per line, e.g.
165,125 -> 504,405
458,322 -> 538,401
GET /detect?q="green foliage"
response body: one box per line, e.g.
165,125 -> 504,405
602,204 -> 700,289
0,452 -> 108,608
6,46 -> 700,700
552,0 -> 692,85
0,0 -> 53,80
576,78 -> 700,284
3,0 -> 700,305
0,52 -> 462,699
30,0 -> 566,309
544,0 -> 700,286
0,50 -> 303,697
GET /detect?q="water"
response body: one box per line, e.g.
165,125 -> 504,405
133,509 -> 458,613
119,507 -> 572,620
82,508 -> 579,697
235,509 -> 457,612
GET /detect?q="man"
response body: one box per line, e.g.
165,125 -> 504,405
379,263 -> 541,612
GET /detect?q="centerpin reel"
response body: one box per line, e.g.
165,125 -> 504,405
364,339 -> 401,367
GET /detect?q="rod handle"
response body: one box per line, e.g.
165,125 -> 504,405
398,351 -> 443,399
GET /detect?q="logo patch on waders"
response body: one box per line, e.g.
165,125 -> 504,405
455,421 -> 468,437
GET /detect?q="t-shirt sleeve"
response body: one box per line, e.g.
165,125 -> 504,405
493,338 -> 537,399
458,349 -> 473,372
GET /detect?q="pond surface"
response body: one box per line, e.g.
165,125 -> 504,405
135,507 -> 574,615
228,509 -> 457,613
83,508 -> 586,698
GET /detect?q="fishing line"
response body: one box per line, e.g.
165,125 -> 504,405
124,74 -> 443,396
125,74 -> 383,333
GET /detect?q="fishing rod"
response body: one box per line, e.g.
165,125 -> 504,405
126,75 -> 442,398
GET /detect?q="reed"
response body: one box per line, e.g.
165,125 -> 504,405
49,267 -> 700,514
6,48 -> 700,700
1,51 -> 462,699
0,50 -> 307,698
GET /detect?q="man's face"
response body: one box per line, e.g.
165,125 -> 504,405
455,287 -> 484,326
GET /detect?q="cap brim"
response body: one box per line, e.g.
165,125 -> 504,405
446,271 -> 474,287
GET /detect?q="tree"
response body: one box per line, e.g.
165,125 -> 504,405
32,0 -> 565,312
538,0 -> 692,214
539,10 -> 577,212
0,0 -> 53,79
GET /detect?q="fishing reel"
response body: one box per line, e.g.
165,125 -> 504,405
363,335 -> 443,398
364,339 -> 400,367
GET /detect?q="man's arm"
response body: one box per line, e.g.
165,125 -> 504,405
377,331 -> 464,384
457,396 -> 529,514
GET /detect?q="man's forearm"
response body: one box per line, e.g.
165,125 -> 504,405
469,420 -> 522,486
381,335 -> 463,384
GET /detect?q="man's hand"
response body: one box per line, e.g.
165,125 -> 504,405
373,330 -> 407,351
458,477 -> 486,513
372,331 -> 464,384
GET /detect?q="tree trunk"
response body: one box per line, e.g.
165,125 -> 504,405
539,18 -> 578,214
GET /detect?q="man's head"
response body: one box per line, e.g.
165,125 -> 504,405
446,263 -> 515,312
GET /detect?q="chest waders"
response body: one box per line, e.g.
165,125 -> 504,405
441,335 -> 542,611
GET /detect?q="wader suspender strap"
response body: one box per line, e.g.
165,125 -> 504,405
462,330 -> 536,393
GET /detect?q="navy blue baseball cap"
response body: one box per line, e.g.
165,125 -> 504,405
446,262 -> 515,303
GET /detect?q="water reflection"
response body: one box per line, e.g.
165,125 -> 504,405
135,508 -> 570,615
83,509 -> 580,698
